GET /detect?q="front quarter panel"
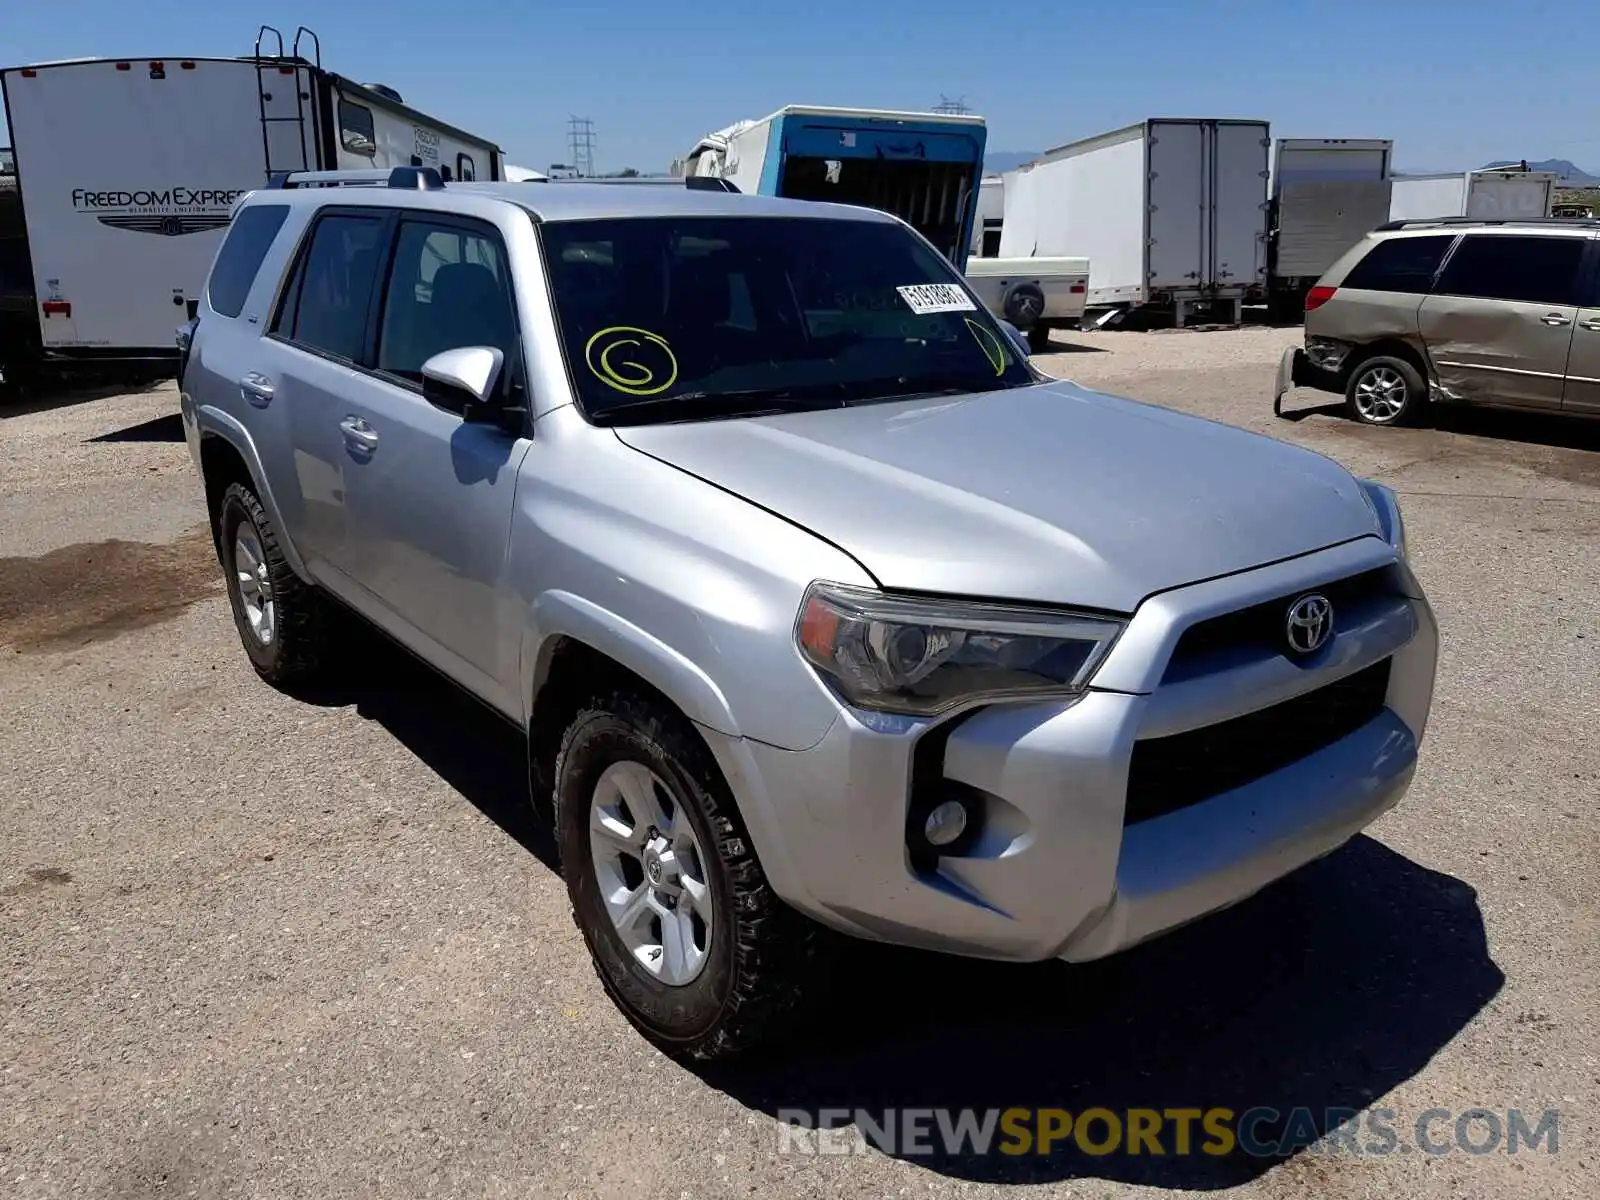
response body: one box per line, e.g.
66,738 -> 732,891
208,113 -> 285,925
510,408 -> 873,750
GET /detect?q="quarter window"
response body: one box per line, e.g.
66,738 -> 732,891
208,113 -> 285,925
207,204 -> 289,318
339,99 -> 376,156
272,213 -> 386,362
1341,235 -> 1454,293
1433,235 -> 1588,306
375,219 -> 517,392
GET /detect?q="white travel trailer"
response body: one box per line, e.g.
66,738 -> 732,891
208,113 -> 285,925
0,26 -> 502,383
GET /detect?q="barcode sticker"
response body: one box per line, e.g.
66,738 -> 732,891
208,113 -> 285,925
895,283 -> 977,315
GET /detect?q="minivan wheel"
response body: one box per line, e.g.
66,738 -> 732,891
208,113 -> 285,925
216,482 -> 331,684
1346,355 -> 1426,426
556,690 -> 817,1060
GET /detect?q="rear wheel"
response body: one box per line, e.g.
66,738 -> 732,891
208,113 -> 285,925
216,482 -> 333,684
1345,355 -> 1426,426
557,690 -> 817,1060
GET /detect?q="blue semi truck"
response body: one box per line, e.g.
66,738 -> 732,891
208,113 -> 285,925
677,105 -> 988,270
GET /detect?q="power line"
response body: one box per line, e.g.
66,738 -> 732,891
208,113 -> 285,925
932,95 -> 971,115
566,115 -> 597,178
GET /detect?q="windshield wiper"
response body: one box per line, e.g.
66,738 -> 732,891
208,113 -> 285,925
587,387 -> 847,427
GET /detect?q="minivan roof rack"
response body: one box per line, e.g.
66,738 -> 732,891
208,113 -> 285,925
537,176 -> 741,193
265,166 -> 445,191
1375,216 -> 1600,232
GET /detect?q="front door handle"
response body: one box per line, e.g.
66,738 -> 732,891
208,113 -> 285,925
239,372 -> 275,407
1579,318 -> 1600,332
1540,312 -> 1573,327
339,415 -> 379,453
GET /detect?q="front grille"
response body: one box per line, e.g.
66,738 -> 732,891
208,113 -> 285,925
1163,567 -> 1393,682
1125,658 -> 1392,826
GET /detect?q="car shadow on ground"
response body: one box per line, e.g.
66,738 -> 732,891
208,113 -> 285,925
696,836 -> 1502,1189
1277,391 -> 1600,454
87,412 -> 186,443
272,627 -> 1500,1191
287,624 -> 559,871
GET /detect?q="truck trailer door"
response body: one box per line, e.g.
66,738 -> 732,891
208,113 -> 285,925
1210,121 -> 1269,292
1146,120 -> 1206,291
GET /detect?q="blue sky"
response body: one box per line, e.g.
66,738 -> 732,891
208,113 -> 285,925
5,2 -> 1597,175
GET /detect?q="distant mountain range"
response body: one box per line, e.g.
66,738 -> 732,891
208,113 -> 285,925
986,150 -> 1600,184
1481,159 -> 1598,183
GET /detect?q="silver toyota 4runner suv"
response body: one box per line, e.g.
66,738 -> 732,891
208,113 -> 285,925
179,167 -> 1437,1060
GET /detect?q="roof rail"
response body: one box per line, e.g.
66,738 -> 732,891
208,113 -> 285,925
265,166 -> 445,191
538,175 -> 741,193
1375,215 -> 1600,232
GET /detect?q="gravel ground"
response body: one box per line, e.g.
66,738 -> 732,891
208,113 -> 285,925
2,329 -> 1597,1199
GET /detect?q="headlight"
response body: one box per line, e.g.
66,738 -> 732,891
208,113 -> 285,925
1359,479 -> 1407,558
795,582 -> 1124,717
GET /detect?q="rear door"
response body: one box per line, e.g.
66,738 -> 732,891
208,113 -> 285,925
1557,240 -> 1600,414
1210,122 -> 1269,291
1147,121 -> 1206,289
1418,233 -> 1586,410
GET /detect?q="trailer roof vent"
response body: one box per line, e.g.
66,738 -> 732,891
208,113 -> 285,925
363,83 -> 403,104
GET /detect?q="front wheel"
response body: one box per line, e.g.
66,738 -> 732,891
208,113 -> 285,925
1345,355 -> 1426,426
556,691 -> 817,1060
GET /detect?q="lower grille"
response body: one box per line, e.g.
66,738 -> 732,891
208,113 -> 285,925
1125,658 -> 1393,826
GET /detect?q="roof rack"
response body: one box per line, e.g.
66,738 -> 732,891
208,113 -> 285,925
265,166 -> 445,191
1375,216 -> 1600,232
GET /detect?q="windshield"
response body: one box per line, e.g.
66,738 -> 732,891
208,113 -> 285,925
539,215 -> 1034,423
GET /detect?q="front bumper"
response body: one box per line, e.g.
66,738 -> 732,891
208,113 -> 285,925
704,536 -> 1437,963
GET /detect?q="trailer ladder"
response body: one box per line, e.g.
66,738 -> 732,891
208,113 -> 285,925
254,25 -> 319,181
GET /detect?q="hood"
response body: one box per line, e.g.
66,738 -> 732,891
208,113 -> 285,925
614,381 -> 1381,613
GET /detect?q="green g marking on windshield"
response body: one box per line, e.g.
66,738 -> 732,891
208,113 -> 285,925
584,327 -> 680,396
965,318 -> 1007,376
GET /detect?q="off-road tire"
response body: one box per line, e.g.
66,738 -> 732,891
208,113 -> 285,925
556,690 -> 818,1060
1345,354 -> 1427,426
216,482 -> 332,684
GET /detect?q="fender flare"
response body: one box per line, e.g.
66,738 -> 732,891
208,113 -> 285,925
523,590 -> 741,737
192,403 -> 313,582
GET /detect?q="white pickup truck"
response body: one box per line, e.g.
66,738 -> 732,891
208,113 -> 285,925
964,255 -> 1090,351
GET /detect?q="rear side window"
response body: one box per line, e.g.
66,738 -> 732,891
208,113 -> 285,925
339,100 -> 376,156
1434,235 -> 1588,306
272,213 -> 386,362
207,204 -> 290,318
1341,235 -> 1455,293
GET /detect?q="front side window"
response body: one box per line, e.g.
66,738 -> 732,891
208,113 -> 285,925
376,219 -> 516,389
1433,234 -> 1587,306
541,215 -> 1033,424
339,99 -> 376,156
1341,235 -> 1455,294
272,213 -> 386,362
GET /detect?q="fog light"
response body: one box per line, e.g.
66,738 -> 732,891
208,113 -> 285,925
923,800 -> 969,847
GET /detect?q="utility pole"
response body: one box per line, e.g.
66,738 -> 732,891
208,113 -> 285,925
566,116 -> 597,178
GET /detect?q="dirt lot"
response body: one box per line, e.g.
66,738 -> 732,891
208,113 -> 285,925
2,327 -> 1597,1199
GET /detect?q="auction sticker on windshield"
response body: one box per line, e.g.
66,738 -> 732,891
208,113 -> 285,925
896,284 -> 977,315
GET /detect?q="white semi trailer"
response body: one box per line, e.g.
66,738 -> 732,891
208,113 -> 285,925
0,25 -> 502,385
1000,118 -> 1270,327
1388,170 -> 1557,223
1268,138 -> 1393,318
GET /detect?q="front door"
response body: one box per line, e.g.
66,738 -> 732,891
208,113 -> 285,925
337,212 -> 530,711
1557,241 -> 1600,415
1418,232 -> 1586,410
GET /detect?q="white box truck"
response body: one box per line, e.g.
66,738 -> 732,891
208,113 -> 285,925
1388,170 -> 1557,223
1268,138 -> 1393,318
998,118 -> 1270,327
0,25 -> 502,386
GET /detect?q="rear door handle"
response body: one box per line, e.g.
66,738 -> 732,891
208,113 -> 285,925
1579,318 -> 1600,332
239,372 -> 275,407
339,415 -> 379,453
1540,312 -> 1572,327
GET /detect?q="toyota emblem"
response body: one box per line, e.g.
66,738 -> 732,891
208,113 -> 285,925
1284,593 -> 1334,655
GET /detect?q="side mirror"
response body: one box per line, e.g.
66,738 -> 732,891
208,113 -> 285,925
422,345 -> 505,417
997,319 -> 1031,358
